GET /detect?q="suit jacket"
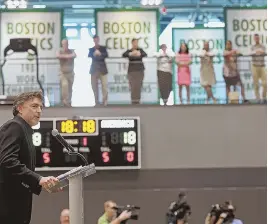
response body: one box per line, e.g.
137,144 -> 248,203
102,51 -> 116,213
122,48 -> 147,73
88,45 -> 108,75
0,116 -> 42,224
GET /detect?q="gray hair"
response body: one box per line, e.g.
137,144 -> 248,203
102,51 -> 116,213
13,91 -> 43,116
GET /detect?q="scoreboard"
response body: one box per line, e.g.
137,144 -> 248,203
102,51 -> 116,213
32,117 -> 141,171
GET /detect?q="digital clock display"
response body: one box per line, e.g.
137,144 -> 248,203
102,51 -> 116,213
55,119 -> 98,135
32,117 -> 141,170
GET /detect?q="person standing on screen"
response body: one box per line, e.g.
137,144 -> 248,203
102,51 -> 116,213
223,40 -> 248,104
250,33 -> 267,103
0,91 -> 61,224
200,41 -> 217,104
122,38 -> 147,104
175,43 -> 192,104
88,35 -> 109,106
56,39 -> 77,107
154,44 -> 175,105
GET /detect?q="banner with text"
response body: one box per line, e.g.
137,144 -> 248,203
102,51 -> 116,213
172,28 -> 225,104
0,11 -> 62,104
96,9 -> 158,104
225,7 -> 267,100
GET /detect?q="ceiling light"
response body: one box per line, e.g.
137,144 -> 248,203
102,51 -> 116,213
140,0 -> 163,6
33,4 -> 46,8
5,0 -> 28,8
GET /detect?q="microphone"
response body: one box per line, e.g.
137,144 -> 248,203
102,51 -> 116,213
51,129 -> 75,152
51,129 -> 88,165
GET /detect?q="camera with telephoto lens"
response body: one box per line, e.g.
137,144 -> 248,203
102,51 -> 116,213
166,192 -> 192,224
112,205 -> 140,224
210,201 -> 235,224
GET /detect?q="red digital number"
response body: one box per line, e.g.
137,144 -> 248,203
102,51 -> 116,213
43,153 -> 50,164
126,152 -> 134,162
102,152 -> 110,163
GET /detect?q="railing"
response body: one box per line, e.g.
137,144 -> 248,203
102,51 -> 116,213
0,55 -> 266,106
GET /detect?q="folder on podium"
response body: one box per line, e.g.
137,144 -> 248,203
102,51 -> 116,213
49,163 -> 96,224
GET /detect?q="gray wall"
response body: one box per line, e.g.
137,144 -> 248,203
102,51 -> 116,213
0,105 -> 266,223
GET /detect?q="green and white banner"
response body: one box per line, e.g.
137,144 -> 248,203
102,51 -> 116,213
172,28 -> 225,104
0,10 -> 62,102
225,7 -> 267,100
95,9 -> 159,104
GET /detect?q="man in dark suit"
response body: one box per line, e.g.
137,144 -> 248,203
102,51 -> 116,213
88,35 -> 109,106
0,91 -> 60,224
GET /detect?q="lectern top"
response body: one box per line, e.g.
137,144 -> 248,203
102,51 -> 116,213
48,163 -> 96,191
57,163 -> 96,181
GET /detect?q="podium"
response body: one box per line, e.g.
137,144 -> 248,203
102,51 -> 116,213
49,163 -> 96,224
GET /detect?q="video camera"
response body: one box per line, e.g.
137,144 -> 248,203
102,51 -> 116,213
112,205 -> 140,224
210,201 -> 235,223
167,192 -> 191,224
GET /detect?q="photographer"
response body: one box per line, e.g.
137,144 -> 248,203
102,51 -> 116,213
205,202 -> 243,224
215,204 -> 243,224
167,193 -> 191,224
98,200 -> 131,224
205,204 -> 221,224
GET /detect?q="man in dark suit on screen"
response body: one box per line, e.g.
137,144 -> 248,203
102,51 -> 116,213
0,91 -> 60,224
88,35 -> 109,106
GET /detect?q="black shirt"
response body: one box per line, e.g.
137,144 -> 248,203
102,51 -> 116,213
122,48 -> 147,73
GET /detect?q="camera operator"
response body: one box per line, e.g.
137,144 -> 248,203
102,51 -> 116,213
167,193 -> 191,224
98,200 -> 132,224
205,202 -> 243,224
215,204 -> 243,224
205,204 -> 221,224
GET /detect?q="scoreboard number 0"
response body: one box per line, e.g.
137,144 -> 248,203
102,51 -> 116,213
126,152 -> 134,162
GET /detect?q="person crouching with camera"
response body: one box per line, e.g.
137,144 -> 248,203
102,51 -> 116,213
98,200 -> 131,224
167,193 -> 192,224
205,201 -> 243,224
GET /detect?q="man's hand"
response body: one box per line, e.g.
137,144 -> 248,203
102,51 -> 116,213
39,176 -> 59,193
205,213 -> 211,224
94,49 -> 101,56
117,210 -> 132,221
215,213 -> 227,224
50,187 -> 64,193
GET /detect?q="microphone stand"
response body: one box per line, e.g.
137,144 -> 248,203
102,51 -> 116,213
55,134 -> 89,166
